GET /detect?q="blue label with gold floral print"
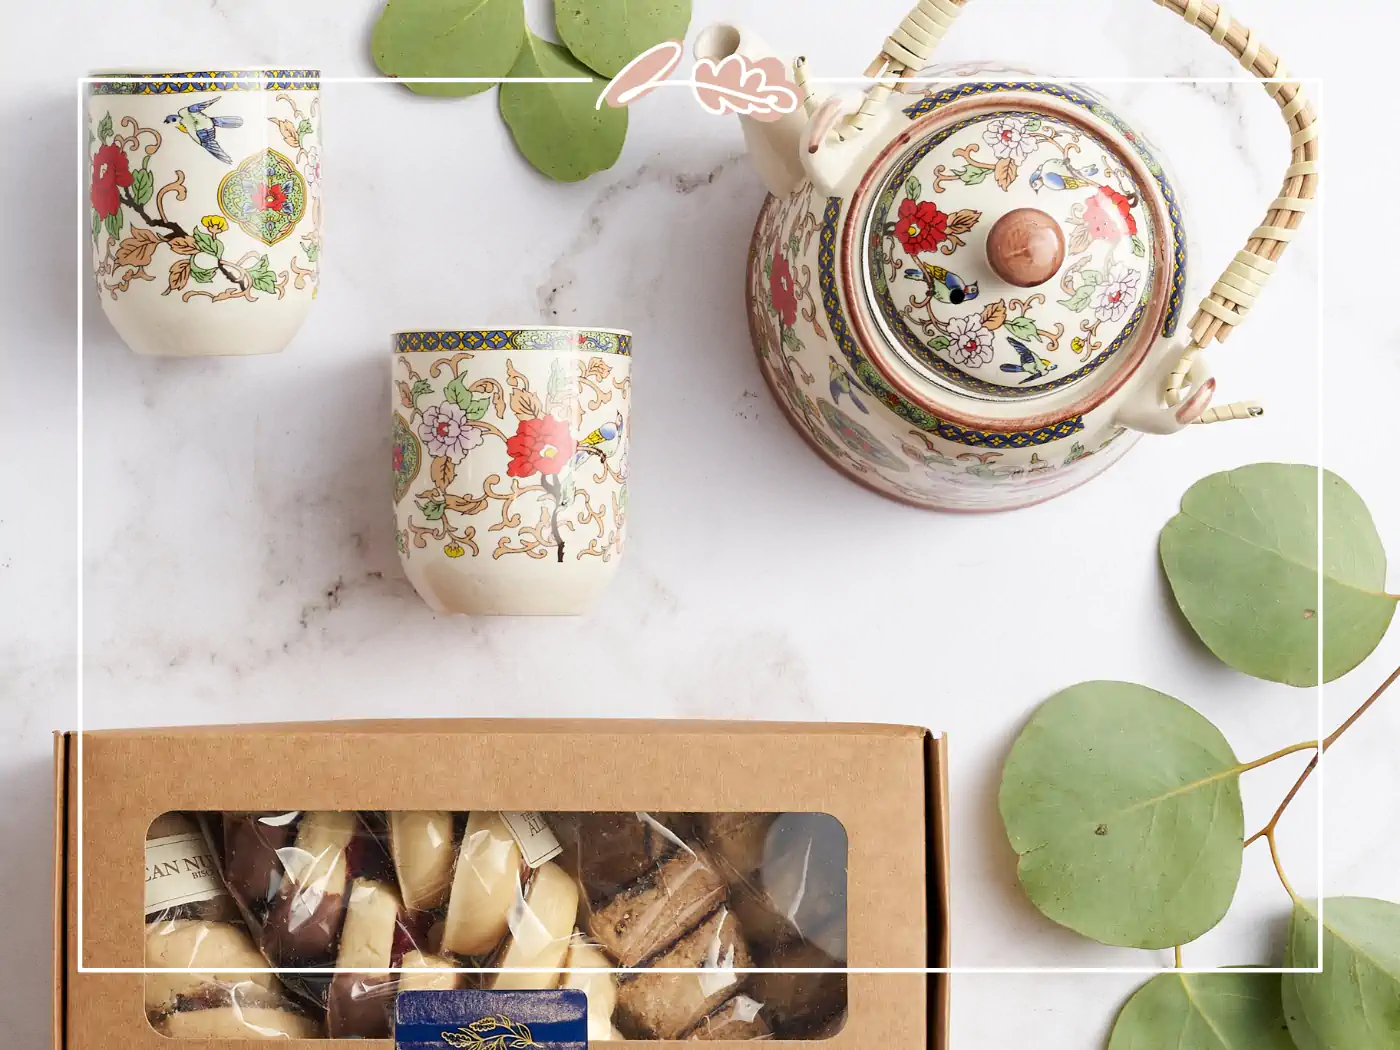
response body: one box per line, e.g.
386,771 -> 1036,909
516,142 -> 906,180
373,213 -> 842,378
395,990 -> 587,1049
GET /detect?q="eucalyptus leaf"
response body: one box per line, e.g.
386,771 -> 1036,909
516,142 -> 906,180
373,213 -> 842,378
1107,971 -> 1295,1050
999,681 -> 1244,949
499,33 -> 627,182
1160,464 -> 1396,686
372,0 -> 526,98
554,0 -> 691,79
1283,897 -> 1400,1050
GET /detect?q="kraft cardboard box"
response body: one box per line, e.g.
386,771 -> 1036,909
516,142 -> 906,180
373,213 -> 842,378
54,720 -> 950,1048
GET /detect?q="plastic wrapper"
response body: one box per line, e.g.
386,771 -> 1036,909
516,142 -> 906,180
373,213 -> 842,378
144,810 -> 848,1040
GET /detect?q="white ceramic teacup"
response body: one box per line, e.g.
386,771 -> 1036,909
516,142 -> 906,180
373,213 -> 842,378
87,68 -> 322,356
392,328 -> 632,616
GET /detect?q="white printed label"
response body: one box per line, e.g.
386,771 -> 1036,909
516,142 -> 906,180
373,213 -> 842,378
500,812 -> 563,868
145,833 -> 227,916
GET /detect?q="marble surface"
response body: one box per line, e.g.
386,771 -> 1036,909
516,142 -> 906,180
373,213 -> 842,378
2,0 -> 1397,1045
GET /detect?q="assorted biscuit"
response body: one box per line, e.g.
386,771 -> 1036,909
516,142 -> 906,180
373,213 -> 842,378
143,809 -> 849,1040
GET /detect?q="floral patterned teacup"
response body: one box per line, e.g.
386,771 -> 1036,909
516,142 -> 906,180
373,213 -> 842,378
88,69 -> 322,356
392,328 -> 631,616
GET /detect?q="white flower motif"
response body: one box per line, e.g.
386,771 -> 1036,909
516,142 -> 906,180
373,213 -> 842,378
982,116 -> 1037,162
1092,264 -> 1142,322
944,315 -> 995,368
419,402 -> 485,460
304,146 -> 322,186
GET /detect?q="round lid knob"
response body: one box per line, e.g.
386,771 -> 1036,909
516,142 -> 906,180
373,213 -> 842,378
985,208 -> 1066,288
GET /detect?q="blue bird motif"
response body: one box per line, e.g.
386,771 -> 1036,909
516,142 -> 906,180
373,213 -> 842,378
999,337 -> 1057,384
164,97 -> 244,164
1028,157 -> 1100,194
828,359 -> 868,414
905,259 -> 980,305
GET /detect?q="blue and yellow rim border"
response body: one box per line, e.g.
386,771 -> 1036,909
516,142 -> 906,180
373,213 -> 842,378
394,330 -> 632,356
89,70 -> 320,95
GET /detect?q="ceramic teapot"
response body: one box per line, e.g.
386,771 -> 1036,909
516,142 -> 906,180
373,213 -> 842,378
698,0 -> 1316,511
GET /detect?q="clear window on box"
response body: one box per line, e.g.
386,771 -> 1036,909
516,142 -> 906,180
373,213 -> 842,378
144,810 -> 848,1040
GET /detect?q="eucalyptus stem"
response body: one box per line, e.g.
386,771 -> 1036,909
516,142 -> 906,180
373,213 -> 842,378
1236,739 -> 1319,774
1243,661 -> 1400,897
1173,945 -> 1183,968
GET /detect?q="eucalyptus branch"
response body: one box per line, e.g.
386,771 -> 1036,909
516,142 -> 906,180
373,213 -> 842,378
1244,662 -> 1400,851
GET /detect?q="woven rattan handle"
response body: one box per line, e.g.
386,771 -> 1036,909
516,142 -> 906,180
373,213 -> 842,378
854,0 -> 1317,425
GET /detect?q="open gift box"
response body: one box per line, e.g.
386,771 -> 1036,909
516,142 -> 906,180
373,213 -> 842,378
54,720 -> 949,1048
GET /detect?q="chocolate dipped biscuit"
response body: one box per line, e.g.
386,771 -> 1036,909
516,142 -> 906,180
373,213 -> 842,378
614,907 -> 751,1039
695,813 -> 775,880
682,993 -> 772,1040
144,919 -> 279,1017
747,938 -> 846,1036
389,811 -> 455,912
442,812 -> 523,957
588,847 -> 727,967
561,812 -> 689,902
221,812 -> 299,915
491,861 -> 580,990
260,811 -> 357,968
326,879 -> 403,1038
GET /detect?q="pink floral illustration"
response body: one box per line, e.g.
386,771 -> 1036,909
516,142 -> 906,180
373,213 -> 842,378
1092,264 -> 1141,322
419,403 -> 484,459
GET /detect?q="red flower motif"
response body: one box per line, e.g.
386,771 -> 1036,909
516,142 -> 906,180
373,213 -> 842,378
894,197 -> 948,255
770,250 -> 798,327
1081,186 -> 1138,243
258,182 -> 288,212
90,144 -> 133,220
506,415 -> 575,478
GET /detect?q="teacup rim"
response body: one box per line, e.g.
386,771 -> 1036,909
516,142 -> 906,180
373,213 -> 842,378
87,67 -> 322,80
392,325 -> 632,338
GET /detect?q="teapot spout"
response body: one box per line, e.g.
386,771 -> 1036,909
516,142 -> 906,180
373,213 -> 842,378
694,23 -> 808,197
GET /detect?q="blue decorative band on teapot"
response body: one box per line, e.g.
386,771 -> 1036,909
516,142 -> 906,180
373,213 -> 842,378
90,70 -> 321,95
394,330 -> 632,356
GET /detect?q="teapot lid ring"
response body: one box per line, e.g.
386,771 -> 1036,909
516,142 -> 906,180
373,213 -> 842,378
842,84 -> 1184,433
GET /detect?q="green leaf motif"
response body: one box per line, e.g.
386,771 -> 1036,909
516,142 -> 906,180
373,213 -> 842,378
247,255 -> 278,294
1025,117 -> 1043,132
959,166 -> 991,185
1283,898 -> 1400,1050
1003,316 -> 1042,342
104,210 -> 123,241
417,499 -> 447,521
411,378 -> 434,401
297,117 -> 314,142
190,263 -> 216,284
999,681 -> 1244,949
1132,235 -> 1147,258
905,175 -> 922,200
466,395 -> 492,421
193,229 -> 224,259
1059,286 -> 1093,312
780,326 -> 804,354
130,168 -> 154,207
929,335 -> 951,352
90,210 -> 100,244
1108,971 -> 1295,1050
1078,268 -> 1104,286
372,0 -> 526,98
302,240 -> 320,262
1160,464 -> 1396,686
499,33 -> 627,182
554,0 -> 692,79
443,377 -> 472,411
97,112 -> 113,143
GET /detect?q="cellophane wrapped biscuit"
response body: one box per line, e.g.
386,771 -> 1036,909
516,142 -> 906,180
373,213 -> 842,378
149,809 -> 848,1039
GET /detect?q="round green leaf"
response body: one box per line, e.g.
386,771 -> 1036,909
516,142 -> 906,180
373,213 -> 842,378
998,681 -> 1244,949
372,0 -> 526,98
1283,897 -> 1400,1050
1160,464 -> 1396,686
1107,971 -> 1295,1050
554,0 -> 692,78
499,33 -> 627,182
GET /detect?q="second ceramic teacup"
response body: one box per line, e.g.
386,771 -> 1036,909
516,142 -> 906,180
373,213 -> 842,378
392,327 -> 632,616
87,68 -> 323,356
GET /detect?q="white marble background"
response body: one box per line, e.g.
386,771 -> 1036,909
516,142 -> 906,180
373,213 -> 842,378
2,0 -> 1397,1045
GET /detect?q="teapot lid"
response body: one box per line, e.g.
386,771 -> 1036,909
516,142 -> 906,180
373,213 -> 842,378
860,88 -> 1179,404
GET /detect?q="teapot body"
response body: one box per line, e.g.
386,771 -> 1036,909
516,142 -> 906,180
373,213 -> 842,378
744,70 -> 1188,511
